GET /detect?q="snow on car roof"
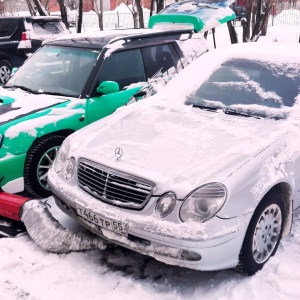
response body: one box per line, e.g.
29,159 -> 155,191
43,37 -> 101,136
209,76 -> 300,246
149,0 -> 236,32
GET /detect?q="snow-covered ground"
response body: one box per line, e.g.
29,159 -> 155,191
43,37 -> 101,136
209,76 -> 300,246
1,196 -> 300,300
1,7 -> 300,300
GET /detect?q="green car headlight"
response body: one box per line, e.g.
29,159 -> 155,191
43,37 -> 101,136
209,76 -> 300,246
54,138 -> 70,173
180,183 -> 227,223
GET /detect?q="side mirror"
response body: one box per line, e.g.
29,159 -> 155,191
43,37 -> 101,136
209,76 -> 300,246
96,81 -> 119,95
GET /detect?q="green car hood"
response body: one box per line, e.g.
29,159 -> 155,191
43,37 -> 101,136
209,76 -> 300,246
0,88 -> 69,126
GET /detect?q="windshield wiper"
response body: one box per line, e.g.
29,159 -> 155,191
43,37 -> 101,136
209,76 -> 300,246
12,85 -> 38,94
223,108 -> 261,119
41,91 -> 73,97
192,104 -> 218,112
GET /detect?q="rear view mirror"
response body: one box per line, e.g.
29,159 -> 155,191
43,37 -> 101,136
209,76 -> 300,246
96,81 -> 119,95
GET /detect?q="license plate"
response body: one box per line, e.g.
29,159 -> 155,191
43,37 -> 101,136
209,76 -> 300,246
75,203 -> 127,236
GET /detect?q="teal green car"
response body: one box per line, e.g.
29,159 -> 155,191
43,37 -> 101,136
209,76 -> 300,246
0,28 -> 210,197
0,1 -> 234,198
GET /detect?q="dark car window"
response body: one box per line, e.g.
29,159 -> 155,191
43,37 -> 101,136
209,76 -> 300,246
96,49 -> 146,91
186,58 -> 300,109
142,44 -> 179,78
31,21 -> 65,35
0,20 -> 18,38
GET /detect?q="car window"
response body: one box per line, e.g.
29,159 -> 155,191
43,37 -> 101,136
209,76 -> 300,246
31,21 -> 65,35
6,45 -> 100,97
96,49 -> 146,91
0,20 -> 18,38
177,37 -> 208,63
186,58 -> 300,110
141,44 -> 179,78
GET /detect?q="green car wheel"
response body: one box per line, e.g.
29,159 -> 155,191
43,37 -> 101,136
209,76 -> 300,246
24,135 -> 65,198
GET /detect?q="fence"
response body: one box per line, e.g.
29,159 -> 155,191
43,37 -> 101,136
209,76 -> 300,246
80,2 -> 299,32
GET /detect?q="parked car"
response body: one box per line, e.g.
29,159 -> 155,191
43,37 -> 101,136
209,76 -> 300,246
230,4 -> 246,20
0,16 -> 70,84
0,28 -> 208,198
48,42 -> 300,275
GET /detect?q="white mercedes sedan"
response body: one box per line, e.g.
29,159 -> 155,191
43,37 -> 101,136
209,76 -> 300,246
48,42 -> 300,275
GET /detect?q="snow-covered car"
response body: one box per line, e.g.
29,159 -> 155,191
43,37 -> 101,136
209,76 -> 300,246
0,28 -> 208,198
48,42 -> 300,275
0,0 -> 235,199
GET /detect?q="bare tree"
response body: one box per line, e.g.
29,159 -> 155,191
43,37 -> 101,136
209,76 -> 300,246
66,0 -> 77,10
125,1 -> 138,28
156,0 -> 164,13
26,0 -> 36,15
77,0 -> 83,33
57,0 -> 69,28
135,0 -> 144,28
32,0 -> 49,15
91,0 -> 104,30
241,0 -> 275,42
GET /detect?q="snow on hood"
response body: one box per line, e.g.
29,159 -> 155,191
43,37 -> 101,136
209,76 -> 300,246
0,87 -> 69,126
69,100 -> 285,196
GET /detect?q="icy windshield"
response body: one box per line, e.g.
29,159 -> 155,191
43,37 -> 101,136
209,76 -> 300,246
5,45 -> 100,97
31,20 -> 65,35
185,58 -> 300,119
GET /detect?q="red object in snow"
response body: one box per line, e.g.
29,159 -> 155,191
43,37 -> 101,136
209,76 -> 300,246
0,192 -> 30,221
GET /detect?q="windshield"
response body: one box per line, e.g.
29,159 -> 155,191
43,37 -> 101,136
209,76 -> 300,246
31,20 -> 66,35
185,58 -> 300,119
5,45 -> 100,97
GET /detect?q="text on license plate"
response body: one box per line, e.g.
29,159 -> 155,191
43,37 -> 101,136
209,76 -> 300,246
75,203 -> 127,236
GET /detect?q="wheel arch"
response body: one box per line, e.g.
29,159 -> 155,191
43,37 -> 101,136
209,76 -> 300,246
260,182 -> 293,238
31,129 -> 75,146
0,52 -> 12,64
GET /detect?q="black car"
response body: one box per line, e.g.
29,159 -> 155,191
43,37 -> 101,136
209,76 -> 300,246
0,16 -> 70,84
230,4 -> 247,20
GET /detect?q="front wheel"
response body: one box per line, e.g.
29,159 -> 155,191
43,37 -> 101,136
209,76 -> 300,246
24,135 -> 65,198
0,60 -> 12,84
236,191 -> 285,275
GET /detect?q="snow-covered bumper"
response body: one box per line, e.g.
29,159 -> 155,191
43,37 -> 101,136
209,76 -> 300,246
48,169 -> 246,271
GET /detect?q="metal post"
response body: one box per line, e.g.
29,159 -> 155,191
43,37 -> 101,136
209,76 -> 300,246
212,28 -> 216,49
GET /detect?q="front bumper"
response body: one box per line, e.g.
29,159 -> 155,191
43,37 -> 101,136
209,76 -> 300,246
48,169 -> 247,271
0,153 -> 26,193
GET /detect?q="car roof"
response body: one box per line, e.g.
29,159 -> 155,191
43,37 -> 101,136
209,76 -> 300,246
47,28 -> 197,49
0,16 -> 63,21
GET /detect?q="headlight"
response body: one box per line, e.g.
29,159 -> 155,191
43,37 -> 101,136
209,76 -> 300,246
54,138 -> 70,173
180,183 -> 227,223
0,134 -> 4,148
156,192 -> 176,218
64,158 -> 75,181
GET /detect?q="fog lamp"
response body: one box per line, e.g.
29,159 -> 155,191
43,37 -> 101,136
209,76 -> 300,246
181,250 -> 201,261
156,192 -> 176,218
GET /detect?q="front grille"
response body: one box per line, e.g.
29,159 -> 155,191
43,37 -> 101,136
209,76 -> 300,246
77,159 -> 155,209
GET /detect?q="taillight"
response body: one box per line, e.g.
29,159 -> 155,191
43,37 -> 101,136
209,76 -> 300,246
21,32 -> 29,40
18,32 -> 32,49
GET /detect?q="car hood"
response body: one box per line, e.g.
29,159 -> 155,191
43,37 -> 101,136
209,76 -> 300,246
0,87 -> 69,126
70,102 -> 286,197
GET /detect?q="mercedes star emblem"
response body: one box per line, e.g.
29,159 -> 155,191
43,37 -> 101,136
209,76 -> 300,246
115,147 -> 123,161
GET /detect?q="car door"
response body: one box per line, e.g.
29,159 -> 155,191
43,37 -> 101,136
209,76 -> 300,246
86,48 -> 147,124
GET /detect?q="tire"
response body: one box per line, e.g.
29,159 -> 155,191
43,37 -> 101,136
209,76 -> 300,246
0,60 -> 12,84
235,190 -> 285,276
24,135 -> 66,198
